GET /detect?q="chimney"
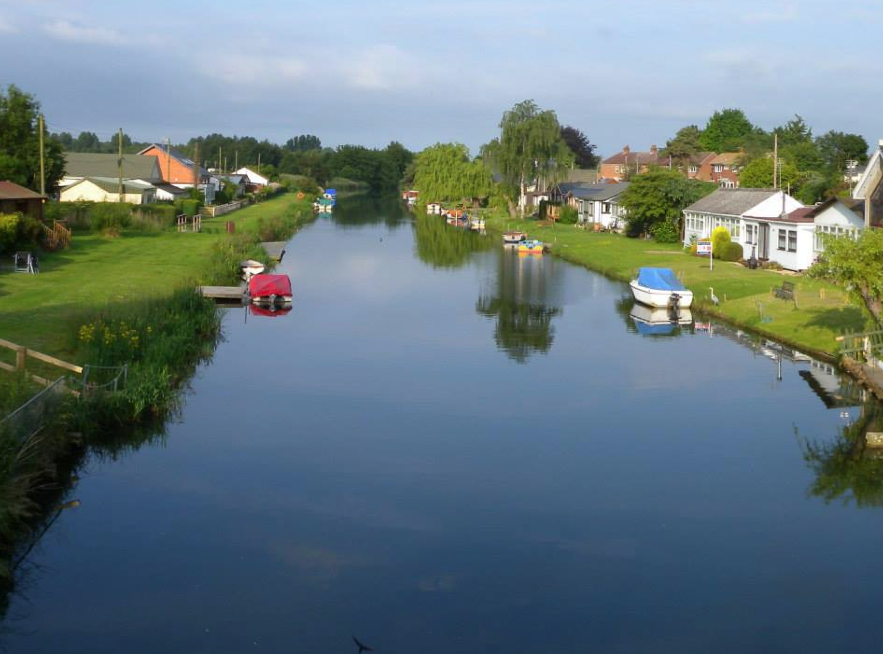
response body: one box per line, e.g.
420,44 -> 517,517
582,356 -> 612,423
622,145 -> 630,155
650,144 -> 658,154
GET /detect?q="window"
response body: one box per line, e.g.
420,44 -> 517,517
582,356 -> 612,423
713,164 -> 723,172
815,224 -> 859,251
787,230 -> 797,252
778,229 -> 786,251
602,202 -> 611,213
688,165 -> 697,174
744,224 -> 757,245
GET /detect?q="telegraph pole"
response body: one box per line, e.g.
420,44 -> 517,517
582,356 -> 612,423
257,152 -> 261,175
235,150 -> 238,172
38,114 -> 46,197
164,137 -> 171,183
773,133 -> 778,190
117,127 -> 124,202
218,146 -> 222,173
193,142 -> 200,187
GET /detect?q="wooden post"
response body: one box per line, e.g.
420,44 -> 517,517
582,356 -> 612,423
15,346 -> 26,372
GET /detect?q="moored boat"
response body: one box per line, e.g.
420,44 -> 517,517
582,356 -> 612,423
629,302 -> 693,335
503,231 -> 526,244
239,259 -> 265,281
517,239 -> 544,254
470,218 -> 486,230
629,267 -> 693,309
248,273 -> 293,306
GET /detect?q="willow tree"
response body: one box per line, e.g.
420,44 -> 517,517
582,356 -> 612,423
481,100 -> 574,218
412,143 -> 491,205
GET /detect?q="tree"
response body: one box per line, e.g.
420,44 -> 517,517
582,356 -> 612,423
481,100 -> 574,218
739,157 -> 799,190
0,85 -> 65,192
782,140 -> 823,172
412,143 -> 490,203
816,131 -> 870,172
663,125 -> 703,160
773,114 -> 813,146
810,228 -> 883,325
619,167 -> 715,239
74,131 -> 101,152
699,108 -> 755,153
560,125 -> 598,168
283,134 -> 322,152
383,141 -> 413,183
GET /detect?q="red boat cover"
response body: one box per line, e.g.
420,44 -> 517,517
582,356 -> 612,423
249,304 -> 291,317
249,274 -> 292,298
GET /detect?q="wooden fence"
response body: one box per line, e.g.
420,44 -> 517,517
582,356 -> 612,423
0,337 -> 83,388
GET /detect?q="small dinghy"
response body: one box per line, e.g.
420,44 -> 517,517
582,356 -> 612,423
517,239 -> 545,254
503,231 -> 526,244
629,267 -> 693,309
248,273 -> 293,306
240,259 -> 265,281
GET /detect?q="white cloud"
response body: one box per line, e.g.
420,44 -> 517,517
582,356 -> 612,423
42,19 -> 125,45
340,44 -> 420,91
743,2 -> 798,23
197,54 -> 307,87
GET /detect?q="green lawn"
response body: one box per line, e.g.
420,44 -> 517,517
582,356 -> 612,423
0,194 -> 310,360
486,214 -> 869,357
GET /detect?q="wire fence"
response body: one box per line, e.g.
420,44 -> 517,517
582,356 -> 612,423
0,377 -> 68,445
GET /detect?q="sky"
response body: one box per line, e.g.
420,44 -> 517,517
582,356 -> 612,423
1,0 -> 882,157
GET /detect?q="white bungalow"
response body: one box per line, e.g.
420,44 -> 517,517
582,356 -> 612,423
683,188 -> 805,269
551,182 -> 629,229
59,177 -> 156,205
234,167 -> 269,188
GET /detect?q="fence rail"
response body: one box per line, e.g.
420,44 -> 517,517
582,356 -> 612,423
836,330 -> 883,362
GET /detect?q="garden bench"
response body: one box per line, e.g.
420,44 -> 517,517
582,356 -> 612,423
774,280 -> 795,301
13,251 -> 38,274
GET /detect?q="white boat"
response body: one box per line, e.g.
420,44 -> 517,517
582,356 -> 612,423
629,302 -> 693,326
629,267 -> 693,309
503,231 -> 526,244
239,259 -> 265,281
470,218 -> 486,230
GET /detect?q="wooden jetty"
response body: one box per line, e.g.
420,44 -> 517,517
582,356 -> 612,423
261,241 -> 286,262
200,286 -> 245,302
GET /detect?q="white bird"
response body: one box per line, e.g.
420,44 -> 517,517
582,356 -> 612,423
709,287 -> 720,305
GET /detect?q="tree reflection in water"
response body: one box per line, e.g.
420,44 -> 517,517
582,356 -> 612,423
801,402 -> 883,507
476,249 -> 562,363
412,213 -> 492,269
330,193 -> 408,230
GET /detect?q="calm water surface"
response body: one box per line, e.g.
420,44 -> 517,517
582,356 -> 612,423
4,195 -> 883,653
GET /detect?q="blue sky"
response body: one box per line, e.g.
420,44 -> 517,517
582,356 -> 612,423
1,0 -> 881,157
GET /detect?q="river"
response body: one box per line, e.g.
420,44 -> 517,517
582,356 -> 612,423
3,194 -> 883,653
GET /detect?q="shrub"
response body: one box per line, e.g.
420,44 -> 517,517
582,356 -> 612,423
558,205 -> 579,225
89,203 -> 132,235
132,204 -> 177,230
175,199 -> 200,217
0,213 -> 21,251
298,177 -> 320,197
720,241 -> 744,262
711,226 -> 731,259
651,217 -> 680,243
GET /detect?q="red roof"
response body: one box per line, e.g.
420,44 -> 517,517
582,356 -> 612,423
0,180 -> 43,200
780,207 -> 816,223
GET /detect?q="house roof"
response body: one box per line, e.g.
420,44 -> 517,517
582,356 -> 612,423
0,180 -> 43,200
781,207 -> 816,223
64,152 -> 161,180
153,183 -> 189,195
710,152 -> 742,165
221,174 -> 248,184
799,196 -> 865,221
66,176 -> 155,195
853,140 -> 883,200
138,144 -> 209,176
602,150 -> 660,165
684,188 -> 779,216
568,182 -> 630,201
689,152 -> 716,166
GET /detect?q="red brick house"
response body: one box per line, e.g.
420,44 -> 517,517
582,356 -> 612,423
685,152 -> 716,180
702,152 -> 742,187
138,144 -> 209,188
599,145 -> 663,181
0,180 -> 44,221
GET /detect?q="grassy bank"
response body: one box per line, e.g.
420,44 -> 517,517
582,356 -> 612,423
485,213 -> 869,357
0,192 -> 314,584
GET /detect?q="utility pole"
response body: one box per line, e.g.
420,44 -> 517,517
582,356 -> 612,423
772,133 -> 778,190
193,142 -> 200,188
218,146 -> 222,174
164,137 -> 171,183
257,152 -> 261,176
235,150 -> 238,171
38,114 -> 46,198
117,127 -> 124,202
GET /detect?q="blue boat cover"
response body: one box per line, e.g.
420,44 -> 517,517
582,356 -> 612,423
636,267 -> 686,292
634,321 -> 676,336
325,188 -> 337,195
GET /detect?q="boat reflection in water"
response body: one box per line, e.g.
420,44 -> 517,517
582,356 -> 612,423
628,302 -> 693,336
